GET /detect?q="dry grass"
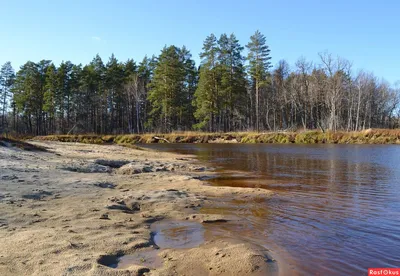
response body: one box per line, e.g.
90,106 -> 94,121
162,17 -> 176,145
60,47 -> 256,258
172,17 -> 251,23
33,129 -> 400,145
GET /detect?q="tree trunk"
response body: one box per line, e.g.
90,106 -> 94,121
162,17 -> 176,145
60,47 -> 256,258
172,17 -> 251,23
256,80 -> 259,132
355,86 -> 361,131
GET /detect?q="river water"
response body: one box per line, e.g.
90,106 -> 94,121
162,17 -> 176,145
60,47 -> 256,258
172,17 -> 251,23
145,144 -> 400,275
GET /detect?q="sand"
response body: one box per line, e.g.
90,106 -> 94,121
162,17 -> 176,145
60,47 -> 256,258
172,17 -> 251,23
0,141 -> 276,276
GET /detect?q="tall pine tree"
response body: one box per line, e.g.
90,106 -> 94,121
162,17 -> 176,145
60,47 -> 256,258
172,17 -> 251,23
0,62 -> 15,131
43,63 -> 57,133
218,33 -> 247,131
147,45 -> 187,132
246,30 -> 271,131
105,54 -> 125,133
193,34 -> 219,131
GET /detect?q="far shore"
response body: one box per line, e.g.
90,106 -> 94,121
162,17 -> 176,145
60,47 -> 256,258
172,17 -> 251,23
33,128 -> 400,145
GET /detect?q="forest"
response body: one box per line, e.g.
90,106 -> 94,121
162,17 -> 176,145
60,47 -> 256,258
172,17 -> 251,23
0,31 -> 399,135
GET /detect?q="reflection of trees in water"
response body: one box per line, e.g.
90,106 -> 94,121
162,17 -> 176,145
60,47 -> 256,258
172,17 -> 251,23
194,144 -> 390,189
171,144 -> 394,221
195,144 -> 397,233
159,144 -> 394,220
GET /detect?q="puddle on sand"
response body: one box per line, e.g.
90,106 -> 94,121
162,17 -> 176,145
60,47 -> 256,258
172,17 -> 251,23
114,249 -> 163,269
103,220 -> 205,269
151,220 -> 205,249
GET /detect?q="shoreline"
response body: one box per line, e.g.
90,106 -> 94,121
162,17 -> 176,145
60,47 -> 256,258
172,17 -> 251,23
0,141 -> 279,275
33,128 -> 400,145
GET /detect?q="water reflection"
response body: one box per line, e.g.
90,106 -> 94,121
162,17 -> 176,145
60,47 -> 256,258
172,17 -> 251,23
151,220 -> 205,249
145,144 -> 400,275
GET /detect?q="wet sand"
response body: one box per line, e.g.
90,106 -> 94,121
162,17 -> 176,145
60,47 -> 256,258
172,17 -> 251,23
0,141 -> 276,276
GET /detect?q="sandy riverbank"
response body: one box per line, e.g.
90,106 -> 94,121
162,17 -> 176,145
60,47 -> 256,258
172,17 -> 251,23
0,141 -> 276,276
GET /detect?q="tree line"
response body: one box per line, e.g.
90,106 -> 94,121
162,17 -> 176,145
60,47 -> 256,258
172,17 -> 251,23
1,30 -> 399,135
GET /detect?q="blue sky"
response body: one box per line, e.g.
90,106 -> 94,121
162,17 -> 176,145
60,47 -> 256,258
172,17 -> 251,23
1,0 -> 399,84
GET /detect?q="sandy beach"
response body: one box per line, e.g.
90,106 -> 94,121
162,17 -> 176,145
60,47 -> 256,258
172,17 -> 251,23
0,141 -> 276,276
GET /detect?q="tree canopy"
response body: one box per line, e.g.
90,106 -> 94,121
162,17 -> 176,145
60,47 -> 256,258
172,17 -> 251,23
1,31 -> 399,135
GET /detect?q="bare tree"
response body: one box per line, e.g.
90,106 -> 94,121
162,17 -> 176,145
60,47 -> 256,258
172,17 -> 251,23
319,52 -> 351,131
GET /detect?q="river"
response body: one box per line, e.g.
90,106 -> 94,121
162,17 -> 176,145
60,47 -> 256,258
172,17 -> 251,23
144,144 -> 400,275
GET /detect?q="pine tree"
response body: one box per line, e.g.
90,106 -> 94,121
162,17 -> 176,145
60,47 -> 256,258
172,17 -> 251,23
91,55 -> 106,133
79,64 -> 96,132
147,45 -> 186,132
69,64 -> 82,133
105,54 -> 125,133
13,61 -> 42,134
246,30 -> 272,131
0,62 -> 15,131
43,63 -> 57,133
218,33 -> 247,131
55,61 -> 73,132
217,33 -> 230,131
79,55 -> 105,133
125,59 -> 137,76
178,46 -> 197,129
193,34 -> 219,131
136,56 -> 155,132
36,60 -> 51,134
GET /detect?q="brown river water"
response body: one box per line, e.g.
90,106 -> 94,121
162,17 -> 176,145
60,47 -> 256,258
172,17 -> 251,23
144,144 -> 400,275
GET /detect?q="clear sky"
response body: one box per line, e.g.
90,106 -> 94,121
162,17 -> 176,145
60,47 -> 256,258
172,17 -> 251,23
1,0 -> 399,84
